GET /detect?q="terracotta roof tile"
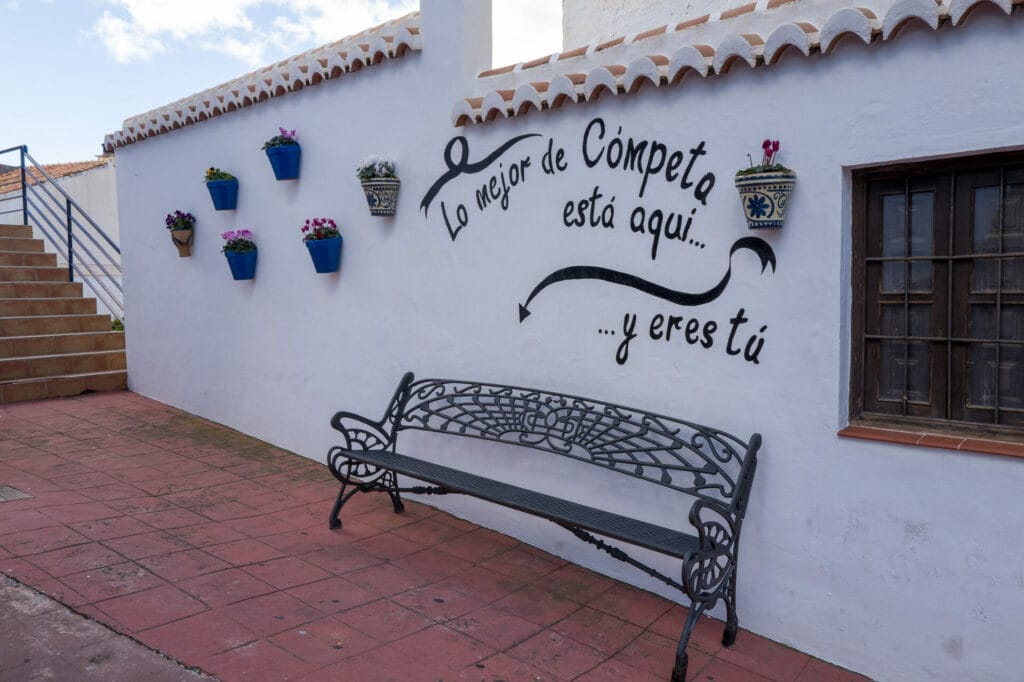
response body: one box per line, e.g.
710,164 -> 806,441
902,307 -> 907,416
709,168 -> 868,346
0,159 -> 111,196
103,11 -> 420,152
455,0 -> 1013,127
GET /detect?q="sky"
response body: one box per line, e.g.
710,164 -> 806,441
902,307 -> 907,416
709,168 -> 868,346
0,0 -> 561,165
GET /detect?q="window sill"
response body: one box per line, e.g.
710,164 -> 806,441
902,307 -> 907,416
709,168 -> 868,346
838,424 -> 1024,460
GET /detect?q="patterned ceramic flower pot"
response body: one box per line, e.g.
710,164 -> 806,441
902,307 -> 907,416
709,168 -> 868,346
305,235 -> 342,273
207,179 -> 239,210
170,229 -> 193,257
734,170 -> 796,229
360,177 -> 400,216
266,144 -> 301,180
225,248 -> 257,280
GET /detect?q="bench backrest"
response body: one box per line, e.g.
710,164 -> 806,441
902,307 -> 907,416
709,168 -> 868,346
383,374 -> 760,514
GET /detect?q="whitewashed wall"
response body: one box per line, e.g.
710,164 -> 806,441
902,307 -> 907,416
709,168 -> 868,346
564,0 -> 713,46
113,3 -> 1024,680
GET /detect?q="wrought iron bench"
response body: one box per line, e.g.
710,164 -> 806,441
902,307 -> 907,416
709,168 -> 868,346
327,372 -> 762,682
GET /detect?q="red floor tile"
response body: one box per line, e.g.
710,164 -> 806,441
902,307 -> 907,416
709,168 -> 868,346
204,538 -> 286,566
285,576 -> 378,614
0,524 -> 89,557
58,561 -> 165,603
392,582 -> 485,623
240,556 -> 331,590
551,606 -> 642,655
198,638 -> 315,681
715,630 -> 811,681
345,561 -> 430,597
166,522 -> 247,547
508,629 -> 608,679
389,624 -> 496,671
39,501 -> 121,522
391,547 -> 474,583
102,531 -> 193,560
336,599 -> 434,642
221,591 -> 323,637
493,584 -> 582,627
448,604 -> 546,651
26,542 -> 127,578
436,528 -> 520,563
177,568 -> 275,607
300,544 -> 381,575
93,584 -> 207,632
588,582 -> 673,628
480,546 -> 564,582
576,657 -> 663,681
132,508 -> 209,530
138,549 -> 231,582
268,615 -> 378,666
138,609 -> 257,661
0,393 -> 865,682
352,531 -> 429,561
692,657 -> 773,682
68,516 -> 154,541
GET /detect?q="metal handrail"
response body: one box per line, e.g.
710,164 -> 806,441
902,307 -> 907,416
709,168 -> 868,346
0,144 -> 123,321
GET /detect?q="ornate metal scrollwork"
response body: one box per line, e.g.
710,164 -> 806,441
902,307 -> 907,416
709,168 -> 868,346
681,498 -> 738,606
398,378 -> 750,502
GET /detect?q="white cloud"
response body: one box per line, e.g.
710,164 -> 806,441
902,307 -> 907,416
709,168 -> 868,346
492,0 -> 562,69
91,0 -> 417,67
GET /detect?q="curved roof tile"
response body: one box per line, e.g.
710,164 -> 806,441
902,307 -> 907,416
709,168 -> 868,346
103,11 -> 420,152
454,0 -> 1013,127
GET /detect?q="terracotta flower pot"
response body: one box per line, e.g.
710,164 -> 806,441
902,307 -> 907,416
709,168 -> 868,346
360,177 -> 400,216
734,170 -> 796,229
170,229 -> 193,257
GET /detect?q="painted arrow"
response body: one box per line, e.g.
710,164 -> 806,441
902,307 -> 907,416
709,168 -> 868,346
518,236 -> 776,322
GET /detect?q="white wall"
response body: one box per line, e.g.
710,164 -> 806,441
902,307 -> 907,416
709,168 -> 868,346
563,0 -> 718,47
114,4 -> 1024,680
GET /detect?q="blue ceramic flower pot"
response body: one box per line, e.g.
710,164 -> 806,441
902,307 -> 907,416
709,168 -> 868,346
305,235 -> 342,274
225,248 -> 257,280
207,179 -> 239,210
266,144 -> 301,180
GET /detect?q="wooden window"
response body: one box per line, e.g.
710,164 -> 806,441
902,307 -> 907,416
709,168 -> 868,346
851,152 -> 1024,438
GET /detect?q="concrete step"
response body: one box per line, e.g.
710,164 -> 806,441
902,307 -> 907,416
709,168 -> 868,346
0,225 -> 33,238
0,349 -> 126,381
0,282 -> 82,298
0,251 -> 57,267
0,331 -> 125,359
0,237 -> 45,253
0,369 -> 127,403
0,266 -> 69,282
0,298 -> 96,317
0,314 -> 111,337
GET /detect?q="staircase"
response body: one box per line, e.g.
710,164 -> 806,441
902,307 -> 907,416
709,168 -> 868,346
0,224 -> 126,403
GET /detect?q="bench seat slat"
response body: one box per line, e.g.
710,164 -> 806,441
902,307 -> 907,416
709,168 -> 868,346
341,449 -> 701,559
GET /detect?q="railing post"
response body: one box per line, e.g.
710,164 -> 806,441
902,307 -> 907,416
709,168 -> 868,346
66,198 -> 73,282
19,146 -> 27,226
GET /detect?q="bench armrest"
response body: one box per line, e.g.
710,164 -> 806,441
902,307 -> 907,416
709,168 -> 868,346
681,499 -> 738,604
331,411 -> 393,451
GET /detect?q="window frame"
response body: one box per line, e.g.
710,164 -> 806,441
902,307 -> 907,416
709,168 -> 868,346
850,150 -> 1024,443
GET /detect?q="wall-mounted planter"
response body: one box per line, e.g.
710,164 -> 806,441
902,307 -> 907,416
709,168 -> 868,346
225,249 -> 257,280
207,179 -> 239,210
170,229 -> 193,257
266,144 -> 301,180
305,235 -> 342,273
734,170 -> 795,230
360,178 -> 400,216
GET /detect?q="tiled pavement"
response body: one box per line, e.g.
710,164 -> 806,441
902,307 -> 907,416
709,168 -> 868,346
0,392 -> 869,681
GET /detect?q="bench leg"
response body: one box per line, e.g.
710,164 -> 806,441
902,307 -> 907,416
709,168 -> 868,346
673,601 -> 705,682
384,471 -> 405,514
722,574 -> 738,647
328,480 -> 348,529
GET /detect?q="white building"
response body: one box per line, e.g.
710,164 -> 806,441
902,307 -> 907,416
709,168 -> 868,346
104,2 -> 1024,679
